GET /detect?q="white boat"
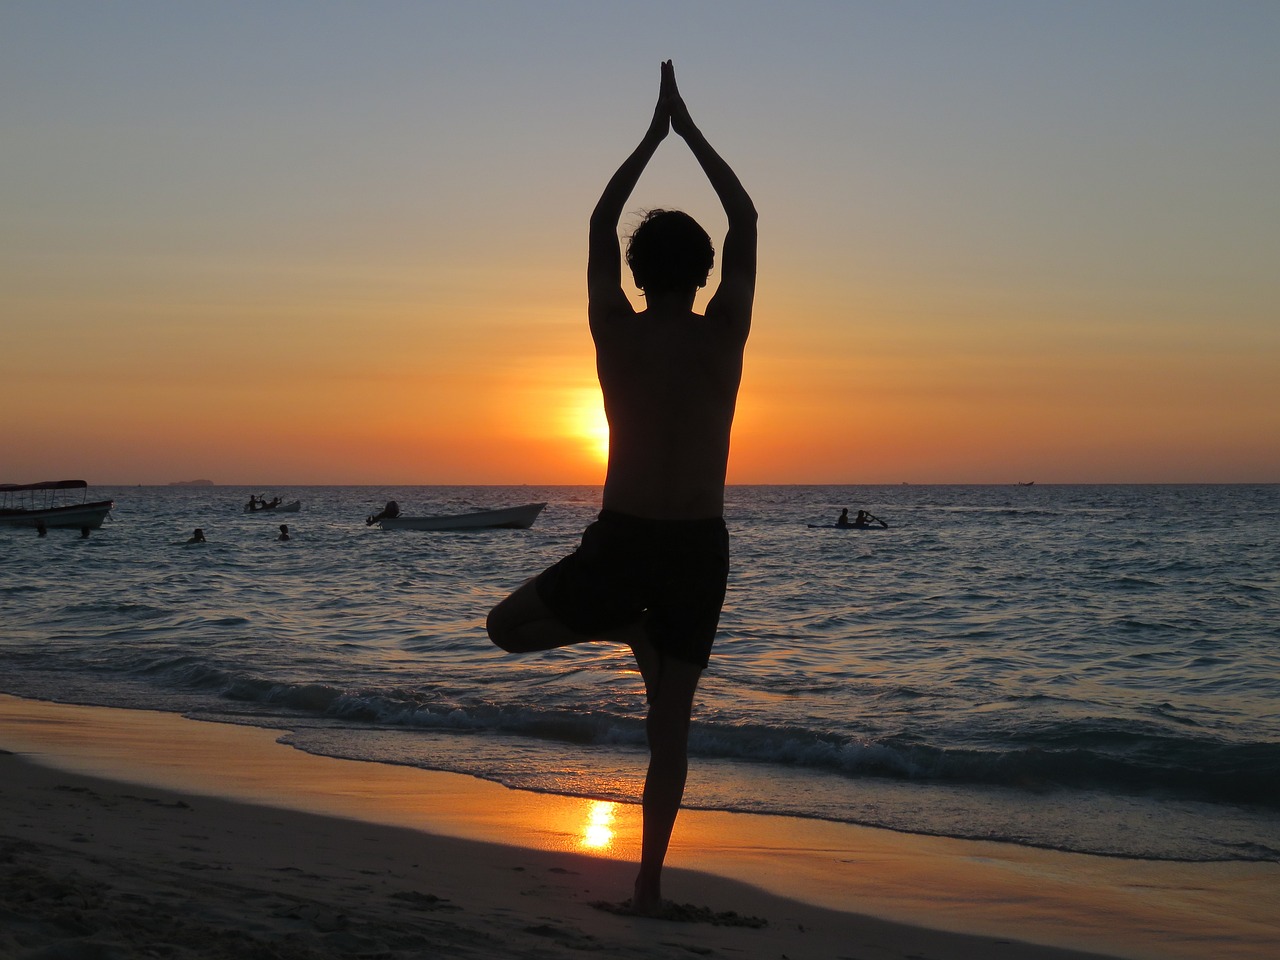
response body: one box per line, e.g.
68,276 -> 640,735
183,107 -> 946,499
0,480 -> 114,530
377,502 -> 546,531
243,499 -> 302,514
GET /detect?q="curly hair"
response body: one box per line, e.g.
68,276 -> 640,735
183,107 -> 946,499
625,209 -> 715,296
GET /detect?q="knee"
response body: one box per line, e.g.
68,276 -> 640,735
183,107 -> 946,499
487,595 -> 538,654
645,711 -> 692,761
486,604 -> 515,652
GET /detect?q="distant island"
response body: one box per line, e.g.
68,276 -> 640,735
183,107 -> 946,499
167,479 -> 215,486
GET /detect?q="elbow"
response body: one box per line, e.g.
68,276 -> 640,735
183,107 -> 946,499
726,205 -> 758,241
730,201 -> 758,227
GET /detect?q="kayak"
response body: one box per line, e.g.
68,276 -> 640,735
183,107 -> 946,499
807,523 -> 888,529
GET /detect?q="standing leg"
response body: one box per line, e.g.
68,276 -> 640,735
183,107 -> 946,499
491,571 -> 702,914
631,652 -> 702,914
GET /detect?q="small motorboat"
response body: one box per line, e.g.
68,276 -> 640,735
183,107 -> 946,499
244,499 -> 302,514
0,480 -> 114,530
376,502 -> 546,531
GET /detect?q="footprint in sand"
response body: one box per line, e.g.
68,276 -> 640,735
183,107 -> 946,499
591,900 -> 767,928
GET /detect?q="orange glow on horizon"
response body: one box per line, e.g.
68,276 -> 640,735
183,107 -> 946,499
5,288 -> 1277,485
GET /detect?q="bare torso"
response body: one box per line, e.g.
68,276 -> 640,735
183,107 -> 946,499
593,303 -> 746,520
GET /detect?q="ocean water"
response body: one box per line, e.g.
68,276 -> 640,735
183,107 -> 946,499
2,483 -> 1277,865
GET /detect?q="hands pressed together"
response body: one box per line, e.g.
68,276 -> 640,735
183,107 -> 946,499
595,56 -> 753,272
648,60 -> 697,141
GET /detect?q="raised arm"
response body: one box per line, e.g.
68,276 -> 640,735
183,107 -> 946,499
663,61 -> 757,334
588,76 -> 669,321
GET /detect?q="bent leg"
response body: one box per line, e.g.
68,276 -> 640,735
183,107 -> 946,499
632,653 -> 702,915
489,575 -> 647,655
486,578 -> 589,653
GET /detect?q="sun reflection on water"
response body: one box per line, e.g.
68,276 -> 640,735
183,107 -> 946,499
580,800 -> 617,851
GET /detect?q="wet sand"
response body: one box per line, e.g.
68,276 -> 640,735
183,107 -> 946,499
2,694 -> 1276,960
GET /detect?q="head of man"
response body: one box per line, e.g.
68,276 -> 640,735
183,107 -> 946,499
626,209 -> 714,299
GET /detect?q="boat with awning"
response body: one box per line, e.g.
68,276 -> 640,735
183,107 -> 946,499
0,480 -> 115,530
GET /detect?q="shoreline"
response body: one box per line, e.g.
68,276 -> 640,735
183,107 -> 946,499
2,694 -> 1276,959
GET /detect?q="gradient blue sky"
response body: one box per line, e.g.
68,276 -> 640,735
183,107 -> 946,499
3,1 -> 1277,484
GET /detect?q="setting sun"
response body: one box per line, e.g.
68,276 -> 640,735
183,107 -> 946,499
567,387 -> 610,465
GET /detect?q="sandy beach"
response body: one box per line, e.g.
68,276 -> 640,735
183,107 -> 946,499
2,695 -> 1276,960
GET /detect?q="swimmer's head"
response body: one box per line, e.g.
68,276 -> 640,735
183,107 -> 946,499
626,209 -> 714,298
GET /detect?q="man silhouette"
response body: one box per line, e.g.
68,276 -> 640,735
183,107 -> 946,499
487,61 -> 756,914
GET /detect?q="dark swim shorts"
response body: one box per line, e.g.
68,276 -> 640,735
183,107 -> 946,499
535,509 -> 729,668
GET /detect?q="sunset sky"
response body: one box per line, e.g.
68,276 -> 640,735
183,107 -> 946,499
3,1 -> 1277,485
